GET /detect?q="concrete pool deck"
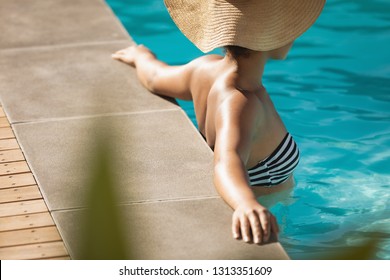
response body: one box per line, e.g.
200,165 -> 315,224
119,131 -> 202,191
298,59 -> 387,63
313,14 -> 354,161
0,0 -> 289,259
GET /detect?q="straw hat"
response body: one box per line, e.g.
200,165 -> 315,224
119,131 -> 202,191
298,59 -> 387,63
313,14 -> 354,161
164,0 -> 326,53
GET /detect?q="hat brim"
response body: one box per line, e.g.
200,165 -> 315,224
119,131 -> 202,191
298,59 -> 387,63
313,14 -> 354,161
165,0 -> 326,53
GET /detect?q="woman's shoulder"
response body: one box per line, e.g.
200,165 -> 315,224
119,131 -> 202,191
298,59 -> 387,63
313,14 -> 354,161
189,54 -> 223,67
211,85 -> 263,120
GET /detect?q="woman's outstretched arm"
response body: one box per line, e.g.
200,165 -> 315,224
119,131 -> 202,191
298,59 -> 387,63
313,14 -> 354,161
112,45 -> 195,100
213,90 -> 279,245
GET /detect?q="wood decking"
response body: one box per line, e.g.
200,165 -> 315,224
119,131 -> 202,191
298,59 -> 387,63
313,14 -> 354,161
0,105 -> 69,260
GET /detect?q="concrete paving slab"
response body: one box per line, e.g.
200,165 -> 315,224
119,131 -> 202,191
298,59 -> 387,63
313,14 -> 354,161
52,198 -> 288,260
0,42 -> 178,123
0,0 -> 129,49
13,110 -> 217,211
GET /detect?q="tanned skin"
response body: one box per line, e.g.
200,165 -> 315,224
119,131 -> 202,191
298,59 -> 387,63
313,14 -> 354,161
112,42 -> 294,245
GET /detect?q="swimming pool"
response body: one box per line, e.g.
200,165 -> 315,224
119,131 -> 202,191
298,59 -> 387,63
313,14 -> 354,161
106,0 -> 390,259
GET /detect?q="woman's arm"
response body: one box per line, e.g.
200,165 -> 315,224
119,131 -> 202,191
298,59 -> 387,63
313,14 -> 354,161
213,92 -> 279,244
112,45 -> 195,100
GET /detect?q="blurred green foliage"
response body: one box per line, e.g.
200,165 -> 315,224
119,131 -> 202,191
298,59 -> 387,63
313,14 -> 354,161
80,128 -> 130,260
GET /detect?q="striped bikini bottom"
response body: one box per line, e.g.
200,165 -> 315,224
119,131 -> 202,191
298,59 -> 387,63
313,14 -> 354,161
248,133 -> 300,187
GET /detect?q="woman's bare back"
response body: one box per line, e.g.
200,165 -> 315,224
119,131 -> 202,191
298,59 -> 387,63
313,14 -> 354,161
189,54 -> 288,170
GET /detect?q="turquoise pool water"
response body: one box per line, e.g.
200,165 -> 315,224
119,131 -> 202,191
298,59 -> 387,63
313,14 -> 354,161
106,0 -> 390,259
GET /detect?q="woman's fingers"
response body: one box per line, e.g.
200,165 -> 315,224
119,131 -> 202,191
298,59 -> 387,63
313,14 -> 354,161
111,50 -> 126,61
111,48 -> 137,66
112,48 -> 128,57
232,205 -> 279,245
247,211 -> 262,244
237,212 -> 263,244
239,215 -> 252,243
232,214 -> 241,240
270,214 -> 279,240
111,53 -> 122,60
258,209 -> 271,242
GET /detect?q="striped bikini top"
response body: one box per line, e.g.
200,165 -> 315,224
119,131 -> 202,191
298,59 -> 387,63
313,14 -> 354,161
248,133 -> 300,187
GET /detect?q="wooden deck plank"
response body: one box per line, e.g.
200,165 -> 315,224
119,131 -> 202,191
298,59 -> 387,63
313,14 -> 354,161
0,139 -> 19,151
0,161 -> 30,176
0,107 -> 69,259
0,199 -> 48,217
0,241 -> 68,260
0,149 -> 25,163
0,185 -> 42,204
0,173 -> 37,189
0,226 -> 61,247
0,107 -> 5,118
0,127 -> 15,139
0,212 -> 55,232
0,117 -> 10,128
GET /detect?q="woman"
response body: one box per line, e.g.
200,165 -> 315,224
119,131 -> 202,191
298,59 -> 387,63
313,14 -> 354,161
112,0 -> 325,245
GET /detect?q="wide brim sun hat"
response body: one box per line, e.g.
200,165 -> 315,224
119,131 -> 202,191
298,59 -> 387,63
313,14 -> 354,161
164,0 -> 326,53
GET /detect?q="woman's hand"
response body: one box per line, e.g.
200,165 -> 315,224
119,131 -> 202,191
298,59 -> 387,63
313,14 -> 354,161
232,200 -> 279,244
112,45 -> 155,67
